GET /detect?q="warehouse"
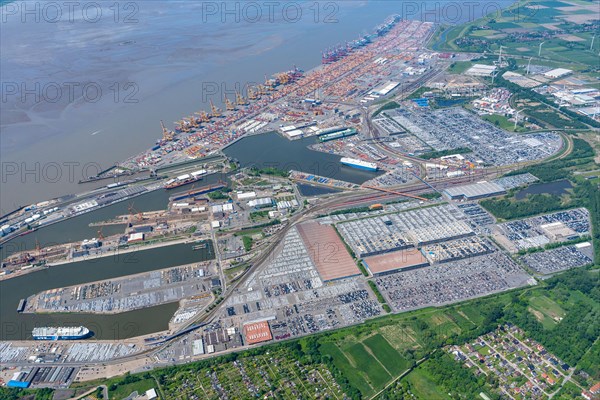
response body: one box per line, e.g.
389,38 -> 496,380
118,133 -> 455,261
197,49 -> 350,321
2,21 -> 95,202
444,181 -> 506,200
248,198 -> 273,209
243,320 -> 273,345
363,248 -> 429,276
297,221 -> 361,281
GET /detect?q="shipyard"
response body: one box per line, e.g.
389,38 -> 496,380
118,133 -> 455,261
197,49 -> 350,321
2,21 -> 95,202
2,1 -> 600,397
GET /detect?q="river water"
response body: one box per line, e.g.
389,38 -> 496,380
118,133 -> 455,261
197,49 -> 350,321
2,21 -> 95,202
1,0 -> 513,210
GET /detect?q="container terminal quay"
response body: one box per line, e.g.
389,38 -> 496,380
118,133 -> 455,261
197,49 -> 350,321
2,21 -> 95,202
2,13 -> 594,391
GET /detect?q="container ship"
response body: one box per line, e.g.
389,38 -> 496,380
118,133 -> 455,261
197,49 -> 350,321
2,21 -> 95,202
164,169 -> 206,189
340,157 -> 378,171
32,326 -> 91,340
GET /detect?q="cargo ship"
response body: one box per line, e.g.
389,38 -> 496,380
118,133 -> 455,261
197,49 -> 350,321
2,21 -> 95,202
32,326 -> 91,340
164,169 -> 206,189
319,128 -> 357,143
340,157 -> 378,171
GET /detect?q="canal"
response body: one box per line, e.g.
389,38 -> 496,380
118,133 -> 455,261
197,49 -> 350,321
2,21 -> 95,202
0,242 -> 214,340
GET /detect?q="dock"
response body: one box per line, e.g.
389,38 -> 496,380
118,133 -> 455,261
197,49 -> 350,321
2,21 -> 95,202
17,299 -> 26,313
169,182 -> 227,202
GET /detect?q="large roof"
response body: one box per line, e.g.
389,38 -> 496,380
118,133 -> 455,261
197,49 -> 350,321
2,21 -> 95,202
364,248 -> 429,275
297,222 -> 361,281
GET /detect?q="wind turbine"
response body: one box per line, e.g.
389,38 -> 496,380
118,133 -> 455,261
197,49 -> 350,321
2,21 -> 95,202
514,109 -> 524,130
591,34 -> 596,51
526,57 -> 533,75
538,42 -> 545,57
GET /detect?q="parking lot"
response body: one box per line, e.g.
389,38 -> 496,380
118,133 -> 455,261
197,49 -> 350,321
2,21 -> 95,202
211,227 -> 382,344
336,204 -> 473,256
422,236 -> 495,264
494,173 -> 539,190
26,263 -> 212,314
387,107 -> 562,166
520,243 -> 594,275
374,252 -> 532,312
494,208 -> 590,252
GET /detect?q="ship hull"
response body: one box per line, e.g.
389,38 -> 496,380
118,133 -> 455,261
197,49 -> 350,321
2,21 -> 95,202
165,176 -> 203,190
32,334 -> 90,340
341,161 -> 378,171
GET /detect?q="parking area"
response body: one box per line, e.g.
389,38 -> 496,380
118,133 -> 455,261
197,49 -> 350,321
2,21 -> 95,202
457,203 -> 496,228
421,236 -> 495,264
208,227 -> 382,345
494,173 -> 539,190
387,107 -> 562,166
25,263 -> 212,314
336,204 -> 473,257
374,252 -> 532,312
520,243 -> 594,275
494,208 -> 590,252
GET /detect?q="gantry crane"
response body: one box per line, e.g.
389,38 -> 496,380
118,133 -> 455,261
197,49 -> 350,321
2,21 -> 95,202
236,91 -> 248,106
210,100 -> 222,118
247,86 -> 258,100
225,96 -> 236,111
195,110 -> 210,123
174,120 -> 190,133
161,120 -> 174,141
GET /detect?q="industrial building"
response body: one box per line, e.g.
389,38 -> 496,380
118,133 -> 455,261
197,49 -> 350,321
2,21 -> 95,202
465,64 -> 497,77
243,320 -> 273,345
444,181 -> 506,200
297,221 -> 361,281
248,198 -> 273,208
540,222 -> 577,241
363,248 -> 429,276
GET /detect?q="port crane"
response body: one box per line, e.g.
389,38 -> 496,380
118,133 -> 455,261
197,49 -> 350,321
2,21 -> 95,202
247,87 -> 258,100
236,91 -> 248,106
210,100 -> 222,118
225,96 -> 236,111
195,110 -> 210,123
174,119 -> 191,133
184,117 -> 199,129
127,203 -> 144,223
264,74 -> 276,90
362,185 -> 429,201
160,120 -> 174,141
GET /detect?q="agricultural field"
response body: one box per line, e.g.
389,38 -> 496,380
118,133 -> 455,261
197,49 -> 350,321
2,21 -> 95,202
528,294 -> 567,329
434,0 -> 600,69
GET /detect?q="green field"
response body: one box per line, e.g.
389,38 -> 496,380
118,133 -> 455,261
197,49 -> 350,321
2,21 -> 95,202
480,114 -> 528,133
363,334 -> 409,376
529,295 -> 567,328
431,0 -> 600,69
108,378 -> 156,400
405,366 -> 451,400
344,342 -> 392,388
320,341 -> 373,395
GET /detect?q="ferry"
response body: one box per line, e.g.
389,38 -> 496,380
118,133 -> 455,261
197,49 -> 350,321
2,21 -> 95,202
340,157 -> 378,172
32,326 -> 91,340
